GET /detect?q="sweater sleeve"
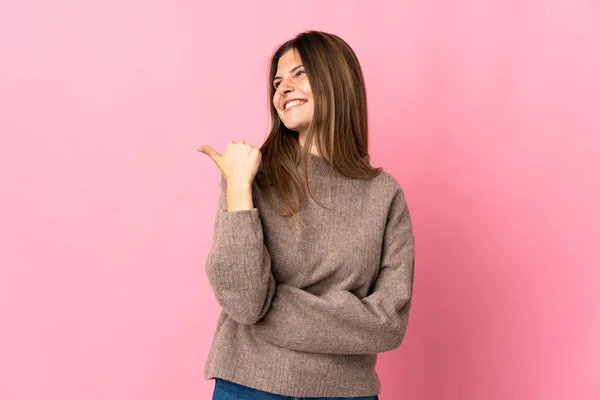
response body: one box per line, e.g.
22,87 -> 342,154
250,185 -> 415,355
204,175 -> 276,325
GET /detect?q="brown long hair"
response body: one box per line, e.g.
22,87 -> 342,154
256,30 -> 383,217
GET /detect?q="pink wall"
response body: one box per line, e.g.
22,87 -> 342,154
1,1 -> 598,399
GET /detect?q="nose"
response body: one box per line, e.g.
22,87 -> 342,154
277,80 -> 295,95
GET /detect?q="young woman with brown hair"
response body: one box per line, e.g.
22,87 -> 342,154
198,30 -> 415,400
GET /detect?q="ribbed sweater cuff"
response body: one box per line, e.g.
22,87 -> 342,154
217,208 -> 262,245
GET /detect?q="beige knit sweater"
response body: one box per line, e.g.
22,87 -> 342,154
203,151 -> 415,397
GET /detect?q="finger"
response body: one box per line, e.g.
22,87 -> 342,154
197,145 -> 222,164
197,145 -> 227,178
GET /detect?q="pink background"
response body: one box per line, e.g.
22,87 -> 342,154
1,1 -> 598,399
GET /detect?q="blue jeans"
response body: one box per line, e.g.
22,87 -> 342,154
212,378 -> 379,400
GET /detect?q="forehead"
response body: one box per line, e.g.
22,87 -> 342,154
275,49 -> 302,74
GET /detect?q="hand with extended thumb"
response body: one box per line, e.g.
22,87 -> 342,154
197,140 -> 261,187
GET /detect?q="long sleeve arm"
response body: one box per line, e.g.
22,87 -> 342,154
204,175 -> 276,325
250,186 -> 415,355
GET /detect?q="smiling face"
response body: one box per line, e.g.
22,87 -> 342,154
272,49 -> 314,137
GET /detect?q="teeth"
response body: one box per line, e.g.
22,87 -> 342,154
285,100 -> 306,109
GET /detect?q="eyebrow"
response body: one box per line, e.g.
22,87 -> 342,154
273,65 -> 304,82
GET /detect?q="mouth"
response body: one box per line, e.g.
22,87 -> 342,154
283,100 -> 307,112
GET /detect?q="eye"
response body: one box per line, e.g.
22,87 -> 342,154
273,70 -> 305,89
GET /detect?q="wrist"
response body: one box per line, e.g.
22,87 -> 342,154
226,183 -> 254,211
227,178 -> 252,189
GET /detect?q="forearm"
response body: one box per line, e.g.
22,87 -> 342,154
226,181 -> 254,211
251,281 -> 413,355
206,237 -> 276,325
205,175 -> 274,325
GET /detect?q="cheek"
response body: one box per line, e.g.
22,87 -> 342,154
273,98 -> 284,118
305,99 -> 314,114
301,81 -> 312,97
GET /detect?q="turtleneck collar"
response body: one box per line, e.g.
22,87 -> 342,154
296,146 -> 372,180
298,150 -> 335,179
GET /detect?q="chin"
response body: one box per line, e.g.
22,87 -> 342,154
285,124 -> 307,133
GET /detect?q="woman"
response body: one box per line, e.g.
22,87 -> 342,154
197,30 -> 415,400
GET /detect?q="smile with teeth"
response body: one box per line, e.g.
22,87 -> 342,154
284,100 -> 306,110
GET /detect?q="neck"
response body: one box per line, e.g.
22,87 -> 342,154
297,134 -> 322,157
296,140 -> 372,180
